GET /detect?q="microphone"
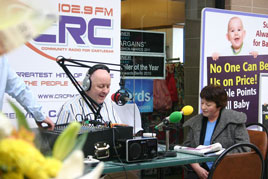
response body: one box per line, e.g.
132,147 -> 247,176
154,105 -> 194,130
111,77 -> 132,106
111,90 -> 130,106
155,111 -> 183,130
181,105 -> 194,116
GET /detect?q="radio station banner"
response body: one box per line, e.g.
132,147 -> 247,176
125,79 -> 153,113
121,55 -> 164,79
4,0 -> 121,127
201,8 -> 268,123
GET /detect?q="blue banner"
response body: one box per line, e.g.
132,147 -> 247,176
125,79 -> 153,113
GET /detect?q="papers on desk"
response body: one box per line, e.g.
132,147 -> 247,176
174,143 -> 225,156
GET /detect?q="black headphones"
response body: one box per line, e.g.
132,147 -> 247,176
82,64 -> 110,91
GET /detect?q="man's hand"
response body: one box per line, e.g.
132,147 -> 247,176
36,117 -> 55,131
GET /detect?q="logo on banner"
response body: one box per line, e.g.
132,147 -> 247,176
26,3 -> 115,60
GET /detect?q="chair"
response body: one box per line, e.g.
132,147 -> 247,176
208,143 -> 264,179
247,123 -> 268,179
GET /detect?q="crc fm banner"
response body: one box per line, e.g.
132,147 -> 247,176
201,8 -> 268,123
4,0 -> 121,127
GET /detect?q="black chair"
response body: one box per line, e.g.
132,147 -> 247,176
246,123 -> 268,179
208,143 -> 264,179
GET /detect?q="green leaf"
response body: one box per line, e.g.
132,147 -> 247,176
63,133 -> 88,160
52,122 -> 81,161
8,99 -> 30,130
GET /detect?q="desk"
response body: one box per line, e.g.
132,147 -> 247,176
84,152 -> 217,175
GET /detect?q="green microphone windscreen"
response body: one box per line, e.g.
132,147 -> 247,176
169,111 -> 182,123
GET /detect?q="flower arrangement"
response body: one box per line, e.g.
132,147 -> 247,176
0,101 -> 103,179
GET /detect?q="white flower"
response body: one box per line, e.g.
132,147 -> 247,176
79,162 -> 104,179
56,150 -> 104,179
0,112 -> 13,140
56,150 -> 84,179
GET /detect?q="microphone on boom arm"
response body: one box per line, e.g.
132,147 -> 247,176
111,76 -> 131,106
111,90 -> 130,106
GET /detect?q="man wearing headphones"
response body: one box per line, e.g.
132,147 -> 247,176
57,64 -> 139,179
56,64 -> 122,126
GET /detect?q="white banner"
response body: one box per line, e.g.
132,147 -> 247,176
201,8 -> 268,90
4,0 -> 121,127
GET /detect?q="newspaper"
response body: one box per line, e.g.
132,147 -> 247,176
174,143 -> 225,156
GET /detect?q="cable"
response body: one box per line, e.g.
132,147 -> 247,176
112,127 -> 128,179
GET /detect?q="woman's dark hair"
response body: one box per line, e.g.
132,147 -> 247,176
200,84 -> 228,108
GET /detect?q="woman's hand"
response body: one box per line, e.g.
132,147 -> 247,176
191,163 -> 209,179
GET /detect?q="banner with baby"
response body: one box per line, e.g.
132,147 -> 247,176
201,8 -> 268,123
